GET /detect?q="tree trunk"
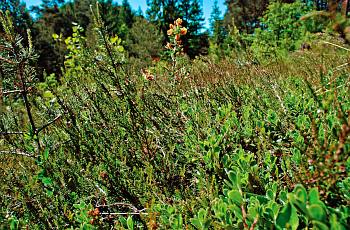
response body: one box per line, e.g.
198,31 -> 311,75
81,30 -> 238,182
342,0 -> 349,16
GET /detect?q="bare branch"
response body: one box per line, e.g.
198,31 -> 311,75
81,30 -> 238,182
1,89 -> 24,95
323,41 -> 350,52
100,208 -> 148,216
37,114 -> 62,133
100,212 -> 148,215
0,150 -> 36,158
96,202 -> 139,212
0,131 -> 24,135
0,56 -> 15,65
17,61 -> 38,149
0,45 -> 11,51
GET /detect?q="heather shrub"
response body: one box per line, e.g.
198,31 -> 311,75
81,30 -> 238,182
1,5 -> 350,230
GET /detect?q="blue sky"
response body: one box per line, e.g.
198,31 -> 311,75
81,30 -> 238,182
23,0 -> 226,28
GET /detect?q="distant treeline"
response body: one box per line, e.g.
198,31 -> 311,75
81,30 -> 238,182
0,0 -> 348,77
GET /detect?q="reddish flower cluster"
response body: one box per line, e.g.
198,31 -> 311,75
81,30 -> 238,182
142,69 -> 155,81
166,18 -> 187,51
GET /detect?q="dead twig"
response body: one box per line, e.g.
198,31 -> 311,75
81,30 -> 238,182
0,131 -> 24,135
37,114 -> 62,134
1,89 -> 24,95
323,41 -> 350,52
0,150 -> 36,158
0,56 -> 15,65
0,45 -> 11,51
96,202 -> 139,212
100,208 -> 148,216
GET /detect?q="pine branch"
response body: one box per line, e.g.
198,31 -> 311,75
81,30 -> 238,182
0,56 -> 15,65
17,61 -> 37,136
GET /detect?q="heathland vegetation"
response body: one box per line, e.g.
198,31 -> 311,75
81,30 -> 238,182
1,0 -> 350,229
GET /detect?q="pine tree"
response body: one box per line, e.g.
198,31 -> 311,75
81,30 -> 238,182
136,6 -> 144,17
120,0 -> 134,28
210,0 -> 225,47
0,0 -> 32,36
41,0 -> 65,8
62,0 -> 94,30
146,0 -> 161,23
224,0 -> 270,33
127,17 -> 163,61
179,0 -> 191,23
185,0 -> 208,57
147,0 -> 179,38
210,0 -> 221,34
98,0 -> 121,35
187,0 -> 204,35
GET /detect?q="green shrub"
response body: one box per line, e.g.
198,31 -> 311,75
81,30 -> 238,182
251,1 -> 313,59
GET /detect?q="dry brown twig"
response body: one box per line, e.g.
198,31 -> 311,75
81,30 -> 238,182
0,150 -> 37,158
0,56 -> 15,65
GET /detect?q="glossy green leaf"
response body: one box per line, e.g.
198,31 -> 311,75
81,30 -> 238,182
42,177 -> 52,186
308,204 -> 327,222
308,188 -> 320,204
127,216 -> 134,230
228,171 -> 241,190
228,190 -> 243,205
293,184 -> 307,203
312,220 -> 330,230
191,219 -> 202,229
276,203 -> 299,230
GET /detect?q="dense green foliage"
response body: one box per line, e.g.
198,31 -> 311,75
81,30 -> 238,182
1,0 -> 350,229
251,1 -> 313,57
